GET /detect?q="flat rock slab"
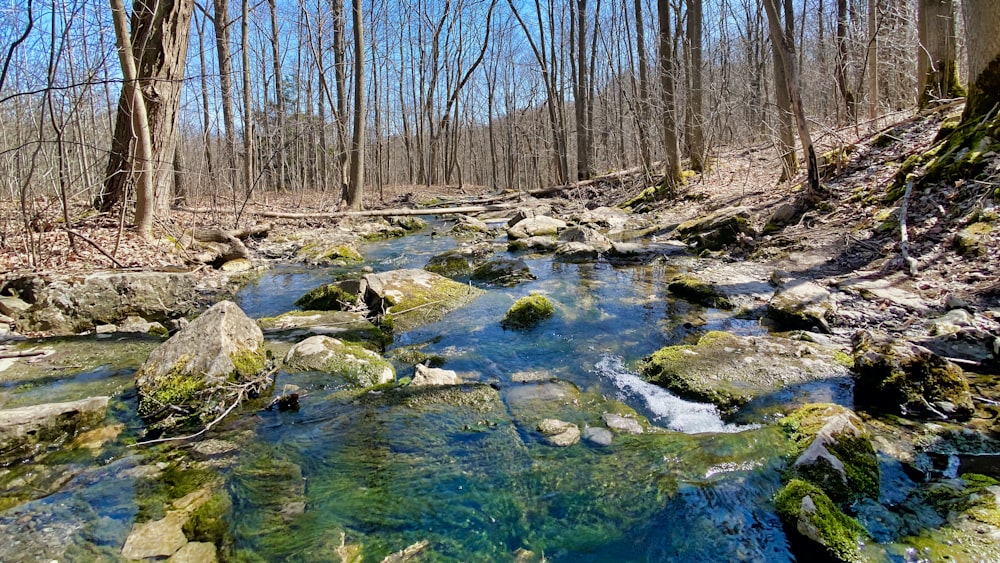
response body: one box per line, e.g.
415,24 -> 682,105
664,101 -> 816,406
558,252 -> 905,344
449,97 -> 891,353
767,280 -> 836,333
0,396 -> 108,464
361,269 -> 485,332
837,277 -> 931,314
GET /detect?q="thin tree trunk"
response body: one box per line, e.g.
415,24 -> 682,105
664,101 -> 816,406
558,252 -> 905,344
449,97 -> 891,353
686,0 -> 705,172
772,0 -> 797,180
657,0 -> 682,192
346,0 -> 365,210
835,0 -> 857,122
633,0 -> 653,172
241,0 -> 254,197
213,0 -> 237,187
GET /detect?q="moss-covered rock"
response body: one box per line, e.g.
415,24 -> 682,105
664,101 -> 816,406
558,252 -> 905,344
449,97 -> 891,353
766,281 -> 836,333
781,404 -> 879,505
425,252 -> 475,278
294,241 -> 364,265
506,216 -> 567,239
258,310 -> 388,348
389,216 -> 428,231
472,258 -> 535,286
953,221 -> 993,256
851,330 -> 974,421
501,294 -> 555,330
447,215 -> 492,238
0,396 -> 109,465
774,479 -> 869,563
675,207 -> 755,252
135,301 -> 269,431
639,332 -> 852,418
667,274 -> 733,309
361,269 -> 485,332
283,335 -> 394,388
294,283 -> 359,311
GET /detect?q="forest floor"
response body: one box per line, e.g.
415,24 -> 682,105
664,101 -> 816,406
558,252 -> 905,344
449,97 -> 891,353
1,104 -> 997,328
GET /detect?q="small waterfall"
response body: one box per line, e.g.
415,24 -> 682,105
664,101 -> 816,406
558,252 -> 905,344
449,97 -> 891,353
594,353 -> 758,434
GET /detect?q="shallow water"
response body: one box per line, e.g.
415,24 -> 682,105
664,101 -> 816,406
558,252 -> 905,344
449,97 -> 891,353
228,220 -> 796,561
3,220 -> 810,562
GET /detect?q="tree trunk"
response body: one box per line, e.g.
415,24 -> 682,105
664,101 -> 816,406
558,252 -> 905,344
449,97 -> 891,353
573,0 -> 593,180
241,0 -> 254,197
345,0 -> 365,210
763,0 -> 821,199
633,0 -> 653,172
918,0 -> 962,108
212,0 -> 237,185
99,0 -> 194,230
835,0 -> 857,122
961,1 -> 1000,121
685,0 -> 706,172
657,0 -> 682,192
771,0 -> 797,180
332,0 -> 350,199
867,0 -> 878,121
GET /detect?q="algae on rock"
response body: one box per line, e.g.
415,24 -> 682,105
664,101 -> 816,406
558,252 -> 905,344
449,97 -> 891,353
774,479 -> 869,563
501,294 -> 555,330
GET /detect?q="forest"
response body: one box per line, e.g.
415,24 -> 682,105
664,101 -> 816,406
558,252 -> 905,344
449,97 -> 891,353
1,1 -> 1000,561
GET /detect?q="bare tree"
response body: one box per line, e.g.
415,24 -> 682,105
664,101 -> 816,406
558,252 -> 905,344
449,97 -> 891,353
345,0 -> 365,209
685,0 -> 706,172
658,0 -> 682,191
99,0 -> 195,234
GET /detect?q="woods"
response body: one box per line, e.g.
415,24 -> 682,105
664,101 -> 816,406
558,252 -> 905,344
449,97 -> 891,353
0,0 -> 987,252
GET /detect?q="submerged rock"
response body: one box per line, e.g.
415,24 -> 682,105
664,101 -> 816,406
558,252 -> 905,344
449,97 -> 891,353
537,419 -> 581,447
582,426 -> 614,446
135,301 -> 268,431
781,404 -> 879,505
501,294 -> 555,330
472,258 -> 535,286
360,269 -> 485,332
667,274 -> 733,309
294,282 -> 359,311
284,335 -> 394,388
851,330 -> 974,421
774,479 -> 869,563
425,244 -> 498,278
554,242 -> 602,263
0,396 -> 108,465
640,331 -> 851,417
767,280 -> 836,333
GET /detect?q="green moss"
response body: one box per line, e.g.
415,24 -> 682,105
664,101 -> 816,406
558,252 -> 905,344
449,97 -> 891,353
833,351 -> 854,369
138,356 -> 203,418
361,227 -> 407,241
501,294 -> 555,330
424,254 -> 473,278
390,216 -> 428,231
294,283 -> 359,311
134,459 -> 214,523
667,274 -> 733,309
230,345 -> 267,380
774,479 -> 868,563
183,490 -> 233,544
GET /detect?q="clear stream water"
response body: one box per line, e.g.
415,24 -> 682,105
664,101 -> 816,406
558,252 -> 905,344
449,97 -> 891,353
2,220 -> 832,562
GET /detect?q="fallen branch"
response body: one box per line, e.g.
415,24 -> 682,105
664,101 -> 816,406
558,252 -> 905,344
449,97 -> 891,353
0,350 -> 47,359
66,228 -> 126,268
899,180 -> 919,276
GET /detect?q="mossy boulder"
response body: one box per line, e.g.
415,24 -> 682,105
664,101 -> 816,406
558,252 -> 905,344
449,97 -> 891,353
508,236 -> 559,252
0,396 -> 109,465
135,301 -> 269,431
554,242 -> 601,263
472,258 -> 535,286
774,479 -> 869,563
446,215 -> 492,238
851,330 -> 974,421
283,335 -> 394,388
501,294 -> 555,330
389,216 -> 428,231
675,207 -> 755,252
766,281 -> 836,333
781,404 -> 879,505
294,283 -> 359,311
639,332 -> 852,418
360,269 -> 485,332
507,216 -> 567,239
423,243 -> 495,279
294,241 -> 364,265
667,274 -> 733,309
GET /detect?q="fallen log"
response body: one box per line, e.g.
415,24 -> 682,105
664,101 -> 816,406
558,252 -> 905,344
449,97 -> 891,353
176,203 -> 518,219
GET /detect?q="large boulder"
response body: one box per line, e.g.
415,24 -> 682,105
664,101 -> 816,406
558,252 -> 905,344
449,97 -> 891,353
283,335 -> 394,388
135,301 -> 268,430
1,272 -> 217,335
675,207 -> 755,252
851,331 -> 974,421
767,281 -> 837,333
781,404 -> 879,505
0,396 -> 108,465
360,269 -> 485,332
639,331 -> 852,417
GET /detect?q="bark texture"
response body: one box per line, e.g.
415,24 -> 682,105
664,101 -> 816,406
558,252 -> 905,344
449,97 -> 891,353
962,0 -> 1000,119
918,0 -> 963,108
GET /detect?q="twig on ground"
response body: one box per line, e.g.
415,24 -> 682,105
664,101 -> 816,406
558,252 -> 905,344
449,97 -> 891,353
899,180 -> 919,276
65,228 -> 126,268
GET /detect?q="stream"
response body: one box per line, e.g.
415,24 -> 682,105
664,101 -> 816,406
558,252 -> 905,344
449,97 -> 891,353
2,219 -> 815,562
